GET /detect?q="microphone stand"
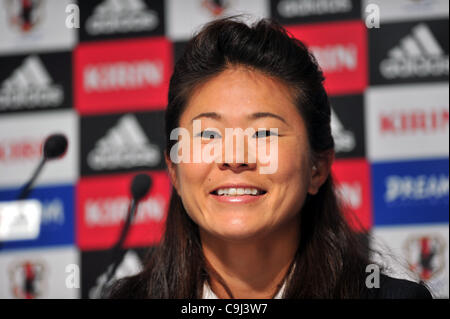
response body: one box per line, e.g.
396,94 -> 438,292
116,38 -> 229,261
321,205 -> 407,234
105,198 -> 138,284
18,157 -> 46,200
97,173 -> 151,298
0,158 -> 46,250
0,134 -> 67,250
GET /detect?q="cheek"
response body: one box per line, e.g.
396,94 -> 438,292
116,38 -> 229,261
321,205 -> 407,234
275,141 -> 310,180
177,162 -> 211,193
270,140 -> 312,208
176,162 -> 212,224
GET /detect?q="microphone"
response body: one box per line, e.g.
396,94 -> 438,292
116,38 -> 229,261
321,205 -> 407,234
18,134 -> 68,200
0,134 -> 67,245
131,173 -> 152,201
104,173 -> 152,287
43,134 -> 68,160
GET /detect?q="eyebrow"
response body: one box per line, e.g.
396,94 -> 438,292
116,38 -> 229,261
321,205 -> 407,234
191,112 -> 221,122
249,112 -> 288,125
191,112 -> 288,125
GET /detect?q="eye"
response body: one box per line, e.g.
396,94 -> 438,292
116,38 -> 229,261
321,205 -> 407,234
253,130 -> 278,138
196,130 -> 221,139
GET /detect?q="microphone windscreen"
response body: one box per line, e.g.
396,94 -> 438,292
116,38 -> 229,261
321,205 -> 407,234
131,173 -> 152,200
43,134 -> 68,160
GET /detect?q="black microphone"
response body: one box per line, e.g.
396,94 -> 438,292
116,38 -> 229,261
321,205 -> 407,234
131,173 -> 152,202
18,134 -> 68,200
104,173 -> 152,286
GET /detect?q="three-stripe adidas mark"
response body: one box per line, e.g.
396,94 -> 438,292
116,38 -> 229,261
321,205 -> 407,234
85,0 -> 159,35
331,107 -> 356,153
380,23 -> 449,79
87,114 -> 161,170
0,56 -> 63,110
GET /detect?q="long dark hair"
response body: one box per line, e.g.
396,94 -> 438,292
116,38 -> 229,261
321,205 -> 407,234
109,17 -> 372,299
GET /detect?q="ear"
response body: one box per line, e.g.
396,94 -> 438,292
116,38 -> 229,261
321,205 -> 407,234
165,150 -> 180,194
307,150 -> 334,195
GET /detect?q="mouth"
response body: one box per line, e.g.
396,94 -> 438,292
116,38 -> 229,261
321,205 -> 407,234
210,185 -> 267,197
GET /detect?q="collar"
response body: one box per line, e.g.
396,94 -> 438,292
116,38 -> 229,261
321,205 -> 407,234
202,280 -> 287,299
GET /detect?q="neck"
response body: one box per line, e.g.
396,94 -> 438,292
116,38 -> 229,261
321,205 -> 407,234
200,216 -> 299,299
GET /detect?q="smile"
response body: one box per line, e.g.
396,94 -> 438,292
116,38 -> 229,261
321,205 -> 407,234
210,185 -> 267,203
211,187 -> 266,196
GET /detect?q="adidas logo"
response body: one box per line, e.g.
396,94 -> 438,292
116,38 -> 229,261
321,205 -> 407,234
85,0 -> 159,35
0,56 -> 63,111
331,108 -> 356,153
89,250 -> 143,299
87,114 -> 161,170
277,0 -> 353,18
112,250 -> 143,280
380,23 -> 449,79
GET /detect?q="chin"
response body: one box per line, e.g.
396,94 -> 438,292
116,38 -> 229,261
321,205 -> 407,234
215,231 -> 262,242
210,219 -> 267,242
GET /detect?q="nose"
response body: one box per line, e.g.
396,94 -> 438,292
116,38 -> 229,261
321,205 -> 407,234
217,131 -> 257,173
218,160 -> 256,173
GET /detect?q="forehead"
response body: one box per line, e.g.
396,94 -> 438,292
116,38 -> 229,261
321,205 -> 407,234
180,67 -> 300,124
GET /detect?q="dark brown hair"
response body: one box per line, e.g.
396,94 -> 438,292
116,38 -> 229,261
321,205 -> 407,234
109,17 -> 372,299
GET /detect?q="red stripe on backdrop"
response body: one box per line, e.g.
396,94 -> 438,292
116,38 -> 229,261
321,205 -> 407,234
76,171 -> 171,250
74,37 -> 172,115
332,158 -> 373,232
286,20 -> 368,96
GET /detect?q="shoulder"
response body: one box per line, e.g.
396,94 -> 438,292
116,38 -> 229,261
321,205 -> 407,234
367,274 -> 433,299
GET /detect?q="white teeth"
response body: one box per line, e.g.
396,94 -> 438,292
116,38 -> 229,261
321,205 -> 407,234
214,187 -> 264,196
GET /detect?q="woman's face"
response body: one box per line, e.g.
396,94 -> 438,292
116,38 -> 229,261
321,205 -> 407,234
167,67 -> 325,241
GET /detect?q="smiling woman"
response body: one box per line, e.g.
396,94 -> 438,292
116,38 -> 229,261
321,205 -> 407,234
108,17 -> 432,299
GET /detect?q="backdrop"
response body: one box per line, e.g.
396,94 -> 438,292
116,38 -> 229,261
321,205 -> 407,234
0,0 -> 448,299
